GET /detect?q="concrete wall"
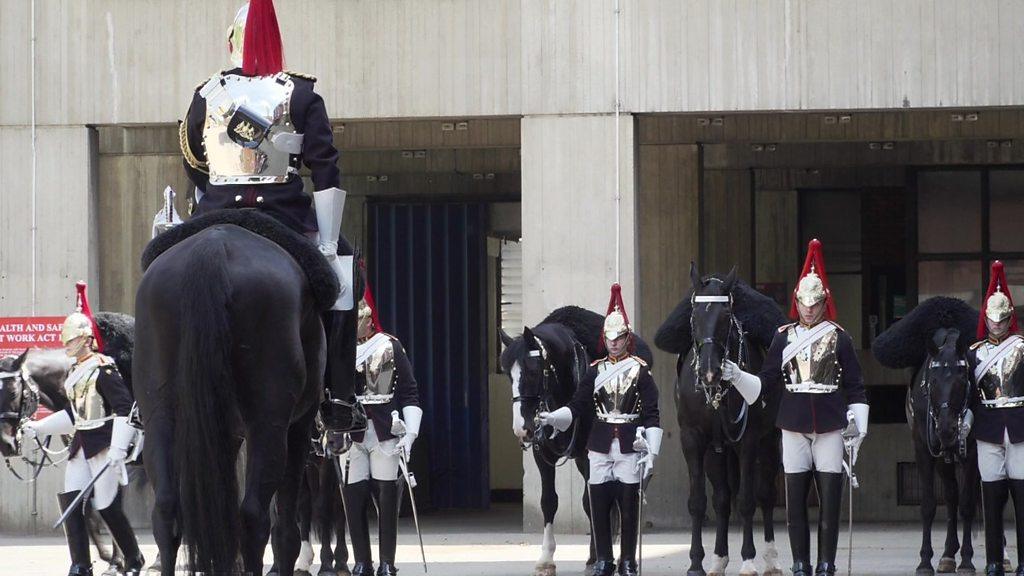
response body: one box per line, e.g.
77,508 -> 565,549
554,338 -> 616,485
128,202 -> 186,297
520,114 -> 636,532
4,0 -> 1024,127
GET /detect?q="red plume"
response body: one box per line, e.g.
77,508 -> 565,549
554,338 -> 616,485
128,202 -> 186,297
605,283 -> 630,326
789,238 -> 837,321
978,260 -> 1018,339
358,260 -> 383,335
75,281 -> 104,352
242,0 -> 284,76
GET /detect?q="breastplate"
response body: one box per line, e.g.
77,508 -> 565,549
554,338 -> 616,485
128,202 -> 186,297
200,72 -> 301,185
977,338 -> 1024,406
69,367 -> 111,431
357,338 -> 396,405
783,325 -> 841,390
593,359 -> 642,424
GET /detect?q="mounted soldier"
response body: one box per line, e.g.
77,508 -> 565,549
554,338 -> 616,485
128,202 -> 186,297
176,0 -> 361,433
343,263 -> 424,576
539,284 -> 663,576
726,239 -> 869,576
968,260 -> 1024,576
21,283 -> 144,576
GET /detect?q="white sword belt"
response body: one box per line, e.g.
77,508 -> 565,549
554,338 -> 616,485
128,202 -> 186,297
981,396 -> 1024,409
597,413 -> 640,424
74,414 -> 115,431
357,393 -> 394,405
785,382 -> 839,394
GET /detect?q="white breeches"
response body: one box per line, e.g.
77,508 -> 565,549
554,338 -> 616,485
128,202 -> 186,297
65,448 -> 120,510
345,421 -> 400,483
781,429 -> 844,474
978,430 -> 1024,482
588,439 -> 640,484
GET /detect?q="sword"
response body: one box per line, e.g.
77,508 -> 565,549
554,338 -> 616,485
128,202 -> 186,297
633,428 -> 651,576
53,461 -> 111,529
841,411 -> 861,576
392,410 -> 428,574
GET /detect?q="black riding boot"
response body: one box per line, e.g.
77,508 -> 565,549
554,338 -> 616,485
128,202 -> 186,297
590,481 -> 618,576
984,480 -> 1010,576
616,482 -> 640,576
1010,480 -> 1024,575
814,472 -> 843,576
98,491 -> 145,576
374,479 -> 400,576
786,472 -> 813,576
344,480 -> 375,576
58,491 -> 93,576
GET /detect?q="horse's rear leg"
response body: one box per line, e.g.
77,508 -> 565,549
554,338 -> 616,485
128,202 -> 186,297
758,432 -> 783,576
959,443 -> 980,574
682,434 -> 709,576
533,450 -> 559,576
737,442 -> 759,575
915,440 -> 938,575
937,459 -> 960,573
239,420 -> 291,576
143,416 -> 181,576
294,465 -> 316,575
575,454 -> 597,568
270,414 -> 316,576
707,450 -> 732,576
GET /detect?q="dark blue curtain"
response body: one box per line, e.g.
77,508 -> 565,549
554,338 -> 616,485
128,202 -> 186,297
368,203 -> 490,509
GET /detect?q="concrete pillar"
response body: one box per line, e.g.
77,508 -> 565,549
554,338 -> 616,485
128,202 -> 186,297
520,113 -> 636,533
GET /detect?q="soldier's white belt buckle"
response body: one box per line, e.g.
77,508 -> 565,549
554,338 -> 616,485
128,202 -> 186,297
785,382 -> 839,394
597,413 -> 640,424
74,416 -> 115,431
357,393 -> 394,405
982,395 -> 1024,408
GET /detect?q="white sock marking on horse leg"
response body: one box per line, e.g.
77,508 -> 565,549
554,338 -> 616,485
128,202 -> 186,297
763,541 -> 781,574
295,540 -> 314,571
709,554 -> 729,575
538,522 -> 556,565
740,558 -> 759,575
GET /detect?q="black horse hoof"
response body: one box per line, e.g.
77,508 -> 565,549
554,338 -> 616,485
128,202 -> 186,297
937,557 -> 957,573
319,569 -> 339,576
957,566 -> 977,576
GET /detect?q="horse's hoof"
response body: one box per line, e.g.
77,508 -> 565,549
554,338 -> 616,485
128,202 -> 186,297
956,568 -> 976,576
739,558 -> 759,575
763,570 -> 785,576
534,562 -> 556,576
318,569 -> 339,576
1007,559 -> 1015,572
687,570 -> 708,576
937,557 -> 958,573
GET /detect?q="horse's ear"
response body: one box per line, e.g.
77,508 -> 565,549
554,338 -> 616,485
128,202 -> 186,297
499,328 -> 515,349
522,326 -> 534,344
927,330 -> 943,357
722,266 -> 738,292
689,261 -> 701,288
12,349 -> 29,370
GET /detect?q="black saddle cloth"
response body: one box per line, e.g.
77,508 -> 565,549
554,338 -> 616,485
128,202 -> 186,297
141,208 -> 339,311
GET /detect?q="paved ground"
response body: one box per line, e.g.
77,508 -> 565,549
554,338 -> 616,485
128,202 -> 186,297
0,505 -> 1009,575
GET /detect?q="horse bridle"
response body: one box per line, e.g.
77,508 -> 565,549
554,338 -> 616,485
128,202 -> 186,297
515,336 -> 578,466
690,292 -> 751,444
0,366 -> 68,482
921,357 -> 971,462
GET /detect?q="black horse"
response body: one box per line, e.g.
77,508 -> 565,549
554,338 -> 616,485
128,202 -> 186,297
499,305 -> 654,576
135,211 -> 356,576
655,265 -> 786,576
873,297 -> 980,576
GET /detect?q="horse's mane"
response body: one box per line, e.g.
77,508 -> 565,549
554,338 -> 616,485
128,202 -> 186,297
95,312 -> 135,392
872,296 -> 979,369
655,279 -> 787,354
500,305 -> 655,371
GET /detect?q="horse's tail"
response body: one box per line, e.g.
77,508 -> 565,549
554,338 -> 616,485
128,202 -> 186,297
173,235 -> 240,573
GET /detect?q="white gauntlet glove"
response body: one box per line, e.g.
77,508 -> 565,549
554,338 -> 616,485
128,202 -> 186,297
537,406 -> 574,434
844,403 -> 869,466
634,427 -> 663,480
108,416 -> 136,485
722,360 -> 762,405
391,406 -> 423,460
20,410 -> 74,441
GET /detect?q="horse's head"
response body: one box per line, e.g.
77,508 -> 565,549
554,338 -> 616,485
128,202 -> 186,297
0,350 -> 30,457
924,327 -> 971,452
689,263 -> 739,388
500,327 -> 550,444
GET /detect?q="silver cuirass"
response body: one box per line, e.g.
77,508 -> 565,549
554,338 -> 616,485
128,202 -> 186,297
593,358 -> 642,424
357,338 -> 396,405
783,324 -> 841,392
67,364 -> 114,431
976,336 -> 1024,407
200,72 -> 303,185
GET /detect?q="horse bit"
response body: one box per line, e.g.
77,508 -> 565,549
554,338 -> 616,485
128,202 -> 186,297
0,366 -> 69,483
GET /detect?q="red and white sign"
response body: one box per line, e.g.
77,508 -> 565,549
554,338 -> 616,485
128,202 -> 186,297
0,317 -> 65,357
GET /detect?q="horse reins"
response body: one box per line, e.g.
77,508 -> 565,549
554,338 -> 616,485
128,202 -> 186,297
920,358 -> 971,462
518,336 -> 579,467
690,292 -> 750,444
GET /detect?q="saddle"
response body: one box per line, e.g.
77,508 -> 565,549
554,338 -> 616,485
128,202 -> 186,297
141,208 -> 340,311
